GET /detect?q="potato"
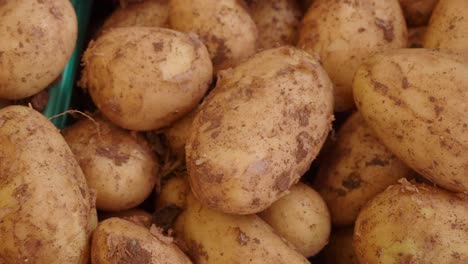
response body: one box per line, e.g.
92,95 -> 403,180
80,27 -> 212,131
259,183 -> 331,257
92,218 -> 192,264
100,0 -> 169,33
63,115 -> 159,211
322,227 -> 358,264
353,49 -> 468,192
314,112 -> 413,226
248,0 -> 303,50
0,105 -> 96,263
354,181 -> 468,263
186,46 -> 334,214
424,0 -> 468,58
169,0 -> 257,73
399,0 -> 438,26
0,0 -> 77,99
408,27 -> 427,48
99,208 -> 153,228
174,194 -> 309,264
163,110 -> 196,161
298,0 -> 407,112
156,173 -> 190,210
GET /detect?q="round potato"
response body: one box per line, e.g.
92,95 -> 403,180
298,0 -> 407,112
248,0 -> 303,50
63,115 -> 159,211
0,106 -> 96,263
0,0 -> 77,100
186,46 -> 334,214
408,27 -> 427,48
354,181 -> 468,263
322,227 -> 358,264
80,27 -> 213,131
424,0 -> 468,58
169,0 -> 257,73
314,112 -> 412,226
259,183 -> 331,257
163,110 -> 196,161
156,173 -> 191,210
99,208 -> 153,228
399,0 -> 438,26
353,49 -> 468,192
92,218 -> 192,264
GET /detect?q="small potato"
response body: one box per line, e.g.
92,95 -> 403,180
399,0 -> 438,26
353,49 -> 468,192
80,27 -> 212,131
314,112 -> 412,226
63,115 -> 159,211
92,218 -> 192,264
163,111 -> 196,161
424,0 -> 468,58
354,181 -> 468,263
248,0 -> 303,50
298,0 -> 407,112
0,106 -> 96,263
259,183 -> 331,257
408,27 -> 427,48
0,0 -> 77,99
169,0 -> 257,73
186,46 -> 334,214
99,208 -> 153,228
174,194 -> 309,264
156,173 -> 190,210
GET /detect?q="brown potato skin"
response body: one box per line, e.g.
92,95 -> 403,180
99,208 -> 153,228
399,0 -> 438,26
0,106 -> 96,264
80,27 -> 213,131
63,115 -> 159,211
92,218 -> 192,264
322,227 -> 358,264
248,0 -> 303,50
314,112 -> 412,226
0,0 -> 77,99
298,0 -> 407,112
354,182 -> 468,263
353,49 -> 468,192
169,0 -> 257,73
186,46 -> 334,215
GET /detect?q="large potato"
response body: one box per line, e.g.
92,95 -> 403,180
186,46 -> 334,214
174,194 -> 309,264
298,0 -> 407,112
354,181 -> 468,263
63,115 -> 159,211
92,218 -> 192,264
259,183 -> 331,257
314,112 -> 412,226
0,106 -> 96,263
353,49 -> 468,192
399,0 -> 438,26
248,0 -> 303,50
80,27 -> 212,131
424,0 -> 468,58
169,0 -> 257,73
0,0 -> 77,100
322,227 -> 358,264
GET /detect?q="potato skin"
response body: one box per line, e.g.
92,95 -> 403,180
248,0 -> 303,50
322,227 -> 358,264
354,182 -> 468,263
63,115 -> 159,211
169,0 -> 257,73
298,0 -> 407,112
174,194 -> 309,264
424,0 -> 468,58
399,0 -> 438,26
99,208 -> 153,228
314,112 -> 412,226
186,46 -> 334,214
353,49 -> 468,192
80,27 -> 212,131
0,106 -> 96,263
0,0 -> 77,99
259,183 -> 331,257
92,218 -> 192,264
163,111 -> 196,161
156,173 -> 190,210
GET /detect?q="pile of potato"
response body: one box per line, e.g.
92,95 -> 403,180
0,0 -> 467,263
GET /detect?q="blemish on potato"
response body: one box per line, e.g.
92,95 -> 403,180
295,131 -> 311,163
342,172 -> 362,190
95,146 -> 130,166
236,227 -> 250,245
374,18 -> 394,42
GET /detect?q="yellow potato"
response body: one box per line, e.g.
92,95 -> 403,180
315,112 -> 412,226
186,46 -> 334,214
169,0 -> 257,73
156,173 -> 190,210
259,183 -> 331,257
354,181 -> 468,263
353,49 -> 468,192
99,208 -> 153,228
0,0 -> 77,99
408,27 -> 427,48
322,227 -> 358,264
163,110 -> 196,161
298,0 -> 407,111
399,0 -> 438,26
0,105 -> 96,263
80,27 -> 212,131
